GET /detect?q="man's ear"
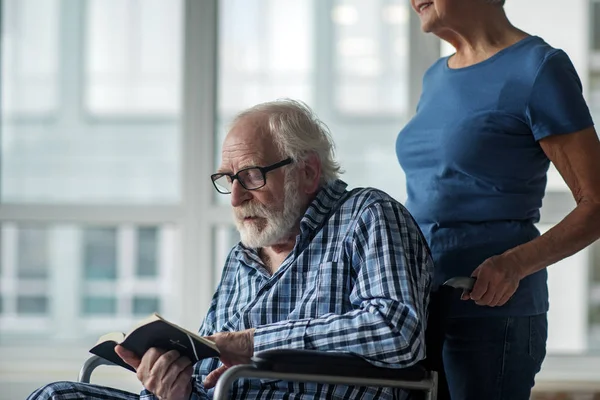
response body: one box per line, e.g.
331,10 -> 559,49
300,153 -> 321,195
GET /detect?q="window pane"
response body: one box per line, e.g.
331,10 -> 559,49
1,0 -> 182,204
136,227 -> 158,277
85,0 -> 183,116
84,228 -> 117,280
589,71 -> 600,119
218,0 -> 314,116
592,1 -> 600,52
1,0 -> 59,116
16,295 -> 48,314
212,225 -> 241,290
17,227 -> 48,279
333,0 -> 409,115
83,296 -> 117,316
133,296 -> 160,315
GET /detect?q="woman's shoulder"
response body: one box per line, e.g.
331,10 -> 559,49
523,36 -> 564,58
425,56 -> 448,75
512,36 -> 571,72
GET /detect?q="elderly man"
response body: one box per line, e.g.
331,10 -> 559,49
28,100 -> 433,400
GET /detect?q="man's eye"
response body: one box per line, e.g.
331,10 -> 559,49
245,169 -> 263,181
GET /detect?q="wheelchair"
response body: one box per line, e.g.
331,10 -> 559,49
77,277 -> 474,400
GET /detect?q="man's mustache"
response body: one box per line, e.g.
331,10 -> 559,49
235,202 -> 270,219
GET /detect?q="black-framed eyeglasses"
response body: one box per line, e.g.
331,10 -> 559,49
211,158 -> 293,194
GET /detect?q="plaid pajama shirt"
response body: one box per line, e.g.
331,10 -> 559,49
28,180 -> 433,400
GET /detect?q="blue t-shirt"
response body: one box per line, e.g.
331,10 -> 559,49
396,36 -> 594,317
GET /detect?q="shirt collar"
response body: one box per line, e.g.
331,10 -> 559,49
298,179 -> 348,237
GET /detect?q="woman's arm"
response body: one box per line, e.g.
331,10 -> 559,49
468,126 -> 600,307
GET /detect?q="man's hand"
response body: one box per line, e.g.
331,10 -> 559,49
463,255 -> 524,307
115,345 -> 193,400
203,329 -> 255,389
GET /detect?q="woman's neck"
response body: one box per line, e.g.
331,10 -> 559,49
437,9 -> 528,68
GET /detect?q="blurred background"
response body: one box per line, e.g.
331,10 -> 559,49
1,0 -> 599,399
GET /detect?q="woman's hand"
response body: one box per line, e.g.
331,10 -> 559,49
203,329 -> 255,389
463,255 -> 524,307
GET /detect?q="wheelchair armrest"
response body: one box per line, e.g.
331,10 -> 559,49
78,355 -> 117,383
251,349 -> 427,381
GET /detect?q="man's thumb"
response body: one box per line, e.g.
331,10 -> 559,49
115,345 -> 141,370
203,364 -> 229,389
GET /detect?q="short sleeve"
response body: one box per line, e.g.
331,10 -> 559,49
526,50 -> 594,141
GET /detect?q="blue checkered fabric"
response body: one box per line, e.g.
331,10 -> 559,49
28,180 -> 432,400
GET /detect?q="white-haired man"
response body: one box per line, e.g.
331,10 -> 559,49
28,100 -> 433,400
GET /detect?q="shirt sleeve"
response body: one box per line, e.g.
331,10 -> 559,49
526,49 -> 594,141
252,200 -> 432,369
139,385 -> 211,400
190,254 -> 235,395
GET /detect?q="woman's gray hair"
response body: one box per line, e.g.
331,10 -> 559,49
232,99 -> 342,186
486,0 -> 505,5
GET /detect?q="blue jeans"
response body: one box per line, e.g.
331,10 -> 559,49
425,290 -> 548,400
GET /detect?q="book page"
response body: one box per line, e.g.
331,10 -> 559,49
96,331 -> 126,346
124,313 -> 218,353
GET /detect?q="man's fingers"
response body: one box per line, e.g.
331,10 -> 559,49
170,365 -> 194,399
164,362 -> 194,399
137,347 -> 165,384
160,353 -> 192,390
203,364 -> 229,389
115,345 -> 141,370
152,350 -> 181,374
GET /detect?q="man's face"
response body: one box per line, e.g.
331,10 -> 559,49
219,117 -> 305,248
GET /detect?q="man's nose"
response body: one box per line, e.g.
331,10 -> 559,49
230,180 -> 251,207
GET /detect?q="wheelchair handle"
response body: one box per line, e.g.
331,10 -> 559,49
442,276 -> 476,291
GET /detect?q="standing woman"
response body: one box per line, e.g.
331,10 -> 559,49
396,0 -> 600,399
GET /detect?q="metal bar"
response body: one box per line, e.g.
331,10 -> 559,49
213,364 -> 436,400
77,355 -> 116,383
426,371 -> 438,400
0,204 -> 182,224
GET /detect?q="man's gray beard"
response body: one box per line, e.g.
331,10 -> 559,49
234,177 -> 305,249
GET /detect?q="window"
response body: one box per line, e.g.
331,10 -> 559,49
136,227 -> 159,277
0,0 -> 191,395
16,227 -> 50,316
0,225 -> 51,329
218,0 -> 314,118
85,0 -> 183,117
1,0 -> 60,117
1,0 -> 182,205
332,0 -> 410,116
217,0 -> 427,204
0,223 -> 177,336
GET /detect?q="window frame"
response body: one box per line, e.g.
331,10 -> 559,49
0,0 -> 221,385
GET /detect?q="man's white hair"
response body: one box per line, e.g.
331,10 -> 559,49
232,99 -> 342,186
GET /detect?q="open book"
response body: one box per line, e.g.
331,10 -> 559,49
90,313 -> 219,372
